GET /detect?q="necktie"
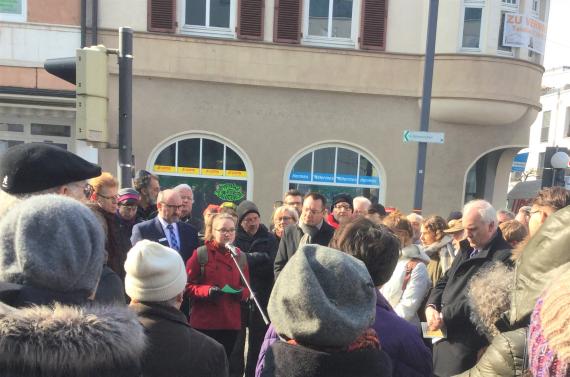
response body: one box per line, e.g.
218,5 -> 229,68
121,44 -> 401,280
167,224 -> 179,251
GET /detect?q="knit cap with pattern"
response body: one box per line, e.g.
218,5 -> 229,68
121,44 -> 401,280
528,268 -> 570,376
124,240 -> 187,302
268,244 -> 376,348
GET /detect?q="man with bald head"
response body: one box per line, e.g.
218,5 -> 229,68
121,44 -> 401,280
131,189 -> 199,264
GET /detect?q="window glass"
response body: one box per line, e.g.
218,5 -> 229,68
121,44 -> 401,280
155,142 -> 176,170
332,0 -> 352,38
498,12 -> 512,52
0,123 -> 24,132
202,139 -> 224,171
30,123 -> 71,137
288,146 -> 382,204
226,147 -> 246,172
0,0 -> 25,21
31,141 -> 67,150
0,140 -> 24,154
210,0 -> 230,27
291,153 -> 312,181
152,136 -> 250,226
187,0 -> 207,26
462,7 -> 482,48
309,0 -> 329,37
178,138 -> 200,173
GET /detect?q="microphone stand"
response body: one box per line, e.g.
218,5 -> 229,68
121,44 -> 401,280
226,243 -> 270,325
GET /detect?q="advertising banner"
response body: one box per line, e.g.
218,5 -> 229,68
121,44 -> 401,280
503,13 -> 546,54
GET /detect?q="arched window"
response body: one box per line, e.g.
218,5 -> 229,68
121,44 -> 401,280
286,144 -> 384,204
149,134 -> 251,218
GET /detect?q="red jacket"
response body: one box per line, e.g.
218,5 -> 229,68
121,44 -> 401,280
186,240 -> 250,330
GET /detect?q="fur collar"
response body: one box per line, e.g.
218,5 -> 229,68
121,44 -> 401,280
0,303 -> 146,376
400,244 -> 431,264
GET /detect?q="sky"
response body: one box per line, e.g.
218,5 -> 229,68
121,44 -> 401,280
543,0 -> 570,70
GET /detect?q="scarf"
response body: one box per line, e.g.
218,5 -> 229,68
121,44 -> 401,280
299,220 -> 322,246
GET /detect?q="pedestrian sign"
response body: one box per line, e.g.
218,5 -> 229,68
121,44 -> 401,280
403,130 -> 445,144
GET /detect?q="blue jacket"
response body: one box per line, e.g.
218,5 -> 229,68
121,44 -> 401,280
131,217 -> 199,264
256,291 -> 432,377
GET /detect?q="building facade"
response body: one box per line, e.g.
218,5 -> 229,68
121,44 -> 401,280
1,0 -> 548,217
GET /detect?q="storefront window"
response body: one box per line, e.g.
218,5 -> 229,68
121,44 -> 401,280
288,145 -> 382,204
151,135 -> 250,221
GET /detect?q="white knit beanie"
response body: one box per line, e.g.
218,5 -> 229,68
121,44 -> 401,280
124,240 -> 187,302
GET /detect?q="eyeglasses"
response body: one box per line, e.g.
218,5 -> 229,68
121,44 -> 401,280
303,208 -> 323,215
334,204 -> 352,210
529,209 -> 541,215
277,216 -> 292,222
119,204 -> 137,211
98,193 -> 118,201
215,228 -> 236,234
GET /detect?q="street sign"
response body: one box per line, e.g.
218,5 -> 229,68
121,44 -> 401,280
511,152 -> 529,172
403,130 -> 445,144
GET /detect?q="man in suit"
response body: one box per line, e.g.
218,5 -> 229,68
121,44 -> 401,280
273,192 -> 335,280
425,199 -> 512,376
131,189 -> 199,264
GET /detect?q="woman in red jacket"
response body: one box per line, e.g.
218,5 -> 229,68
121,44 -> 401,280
186,212 -> 250,357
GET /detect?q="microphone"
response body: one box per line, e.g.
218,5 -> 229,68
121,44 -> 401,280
225,243 -> 239,257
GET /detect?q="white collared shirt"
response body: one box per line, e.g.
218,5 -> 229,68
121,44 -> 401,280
157,216 -> 180,250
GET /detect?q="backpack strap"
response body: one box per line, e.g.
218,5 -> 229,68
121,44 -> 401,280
196,245 -> 209,283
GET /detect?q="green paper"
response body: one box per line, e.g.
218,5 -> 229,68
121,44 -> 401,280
221,284 -> 243,294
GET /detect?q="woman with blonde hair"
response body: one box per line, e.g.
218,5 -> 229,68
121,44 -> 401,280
271,205 -> 298,241
381,212 -> 431,327
420,215 -> 455,286
186,212 -> 251,358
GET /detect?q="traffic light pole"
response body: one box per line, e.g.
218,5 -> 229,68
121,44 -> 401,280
118,27 -> 133,188
413,0 -> 439,214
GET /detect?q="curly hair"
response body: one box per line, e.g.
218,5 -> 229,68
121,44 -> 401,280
422,215 -> 448,242
329,218 -> 400,286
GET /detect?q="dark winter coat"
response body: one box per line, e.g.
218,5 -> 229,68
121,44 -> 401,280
273,221 -> 335,279
427,230 -> 512,376
94,265 -> 126,304
260,340 -> 393,377
0,301 -> 146,377
235,224 -> 277,308
186,240 -> 251,330
131,302 -> 228,377
456,206 -> 570,377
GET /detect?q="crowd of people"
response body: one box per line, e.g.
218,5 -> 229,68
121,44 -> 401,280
0,142 -> 569,377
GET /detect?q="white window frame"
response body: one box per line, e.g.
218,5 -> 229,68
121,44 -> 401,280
302,0 -> 359,49
497,11 -> 514,56
459,1 -> 485,52
179,0 -> 237,39
284,141 -> 386,204
148,132 -> 253,199
0,118 -> 74,153
0,0 -> 26,22
531,0 -> 540,17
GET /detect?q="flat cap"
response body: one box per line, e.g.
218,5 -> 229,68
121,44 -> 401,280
0,143 -> 101,194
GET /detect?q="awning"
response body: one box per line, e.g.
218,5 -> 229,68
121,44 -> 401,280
507,180 -> 542,200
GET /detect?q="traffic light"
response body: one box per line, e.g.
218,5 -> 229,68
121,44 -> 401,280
44,45 -> 109,144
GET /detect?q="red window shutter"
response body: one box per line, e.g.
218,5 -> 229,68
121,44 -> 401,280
360,0 -> 387,50
148,0 -> 177,33
273,0 -> 302,43
238,0 -> 264,40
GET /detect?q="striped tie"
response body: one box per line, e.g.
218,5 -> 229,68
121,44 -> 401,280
167,224 -> 179,251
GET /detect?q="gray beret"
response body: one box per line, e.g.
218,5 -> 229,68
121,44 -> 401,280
268,244 -> 376,347
0,143 -> 101,194
0,195 -> 105,295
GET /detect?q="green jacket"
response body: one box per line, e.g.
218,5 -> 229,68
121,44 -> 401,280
455,205 -> 570,377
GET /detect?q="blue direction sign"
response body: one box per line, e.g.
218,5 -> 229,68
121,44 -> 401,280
403,130 -> 445,144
